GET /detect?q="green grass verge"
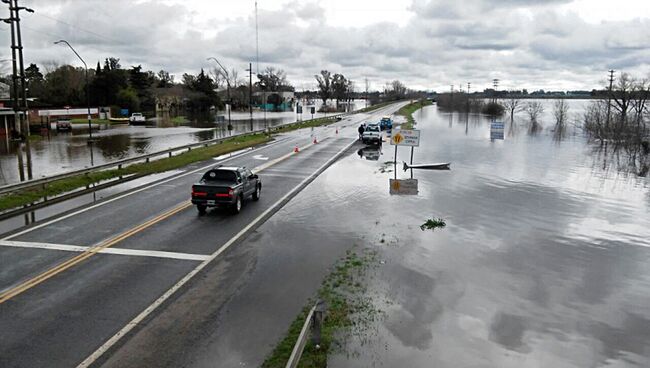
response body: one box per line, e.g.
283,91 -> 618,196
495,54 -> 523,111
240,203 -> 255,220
262,249 -> 379,368
0,133 -> 271,212
70,119 -> 112,125
355,100 -> 394,114
27,134 -> 44,141
171,116 -> 188,124
397,100 -> 433,129
274,116 -> 337,133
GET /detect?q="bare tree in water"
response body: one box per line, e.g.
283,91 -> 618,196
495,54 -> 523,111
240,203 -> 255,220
553,99 -> 570,139
503,94 -> 523,121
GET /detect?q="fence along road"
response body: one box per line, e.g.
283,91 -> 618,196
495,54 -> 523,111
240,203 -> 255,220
0,103 -> 406,368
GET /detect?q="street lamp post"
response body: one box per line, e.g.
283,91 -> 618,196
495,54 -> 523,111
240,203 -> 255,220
54,40 -> 93,143
245,63 -> 253,131
207,57 -> 232,132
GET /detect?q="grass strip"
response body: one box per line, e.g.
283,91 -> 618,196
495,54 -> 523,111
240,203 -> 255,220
262,248 -> 379,368
1,109 -> 363,212
70,118 -> 113,125
356,101 -> 394,114
274,116 -> 337,133
0,133 -> 271,212
171,116 -> 188,124
397,100 -> 433,129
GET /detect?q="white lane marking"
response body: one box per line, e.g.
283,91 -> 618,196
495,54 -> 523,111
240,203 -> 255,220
4,106 -> 396,242
212,147 -> 253,161
1,137 -> 292,241
76,137 -> 357,368
252,154 -> 269,161
0,240 -> 209,262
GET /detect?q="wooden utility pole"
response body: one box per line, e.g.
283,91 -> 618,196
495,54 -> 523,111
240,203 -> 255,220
606,69 -> 615,132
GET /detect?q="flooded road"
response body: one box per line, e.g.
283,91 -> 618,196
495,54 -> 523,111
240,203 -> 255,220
272,102 -> 649,367
0,99 -> 362,185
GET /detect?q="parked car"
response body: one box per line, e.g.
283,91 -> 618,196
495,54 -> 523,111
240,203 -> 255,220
56,118 -> 72,131
379,116 -> 393,130
362,123 -> 382,145
129,113 -> 146,124
191,166 -> 262,215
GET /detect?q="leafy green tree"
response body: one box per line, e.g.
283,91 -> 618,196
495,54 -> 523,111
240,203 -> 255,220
25,63 -> 46,100
314,70 -> 332,105
157,70 -> 174,88
332,73 -> 349,108
116,86 -> 140,112
256,67 -> 293,92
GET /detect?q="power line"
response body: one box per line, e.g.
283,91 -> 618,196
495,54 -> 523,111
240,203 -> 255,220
254,2 -> 258,74
34,13 -> 121,43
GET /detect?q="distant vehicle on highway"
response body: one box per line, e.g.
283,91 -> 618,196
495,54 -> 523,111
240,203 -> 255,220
56,117 -> 72,131
129,113 -> 146,124
191,166 -> 261,215
362,123 -> 382,146
379,116 -> 393,130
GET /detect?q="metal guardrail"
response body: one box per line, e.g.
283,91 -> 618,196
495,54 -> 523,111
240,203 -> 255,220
286,300 -> 326,368
0,113 -> 346,197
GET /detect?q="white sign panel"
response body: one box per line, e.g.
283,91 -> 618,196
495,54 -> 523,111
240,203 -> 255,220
391,129 -> 420,146
38,108 -> 99,117
490,122 -> 504,140
389,179 -> 419,195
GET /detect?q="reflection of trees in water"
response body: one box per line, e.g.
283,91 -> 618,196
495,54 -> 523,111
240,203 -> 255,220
591,142 -> 649,177
195,130 -> 215,141
95,134 -> 132,159
131,138 -> 151,155
528,120 -> 542,136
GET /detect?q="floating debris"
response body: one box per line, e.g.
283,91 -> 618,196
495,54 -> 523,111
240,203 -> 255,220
420,218 -> 446,231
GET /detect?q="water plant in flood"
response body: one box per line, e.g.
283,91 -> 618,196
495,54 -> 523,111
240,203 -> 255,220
420,218 -> 446,231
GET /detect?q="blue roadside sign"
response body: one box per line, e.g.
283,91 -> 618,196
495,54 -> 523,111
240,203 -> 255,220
120,109 -> 129,117
490,122 -> 505,140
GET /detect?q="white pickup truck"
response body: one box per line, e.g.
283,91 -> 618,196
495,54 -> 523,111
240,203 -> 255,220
362,123 -> 383,146
129,113 -> 146,124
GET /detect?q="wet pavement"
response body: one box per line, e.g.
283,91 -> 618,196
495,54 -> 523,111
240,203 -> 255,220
0,102 -> 401,368
0,99 -> 363,185
243,103 -> 649,367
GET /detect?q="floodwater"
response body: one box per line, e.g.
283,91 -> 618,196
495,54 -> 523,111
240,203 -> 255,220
276,100 -> 650,367
0,99 -> 362,185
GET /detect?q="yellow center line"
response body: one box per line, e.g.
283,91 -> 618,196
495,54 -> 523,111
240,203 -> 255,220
0,202 -> 191,304
0,133 -> 345,304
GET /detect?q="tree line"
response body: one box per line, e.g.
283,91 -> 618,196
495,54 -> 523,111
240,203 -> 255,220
0,60 -> 301,115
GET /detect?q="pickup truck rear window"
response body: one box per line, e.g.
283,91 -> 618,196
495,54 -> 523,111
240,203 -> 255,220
202,170 -> 237,182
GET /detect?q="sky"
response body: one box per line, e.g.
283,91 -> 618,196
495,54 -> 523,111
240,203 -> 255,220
3,0 -> 650,92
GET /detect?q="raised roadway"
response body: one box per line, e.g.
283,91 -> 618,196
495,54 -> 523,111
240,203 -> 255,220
0,102 -> 406,368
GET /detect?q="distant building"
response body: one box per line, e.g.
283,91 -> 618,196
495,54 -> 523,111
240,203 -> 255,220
254,91 -> 295,111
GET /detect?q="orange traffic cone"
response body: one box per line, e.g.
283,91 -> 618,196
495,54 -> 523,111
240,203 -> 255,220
313,137 -> 318,144
294,145 -> 300,153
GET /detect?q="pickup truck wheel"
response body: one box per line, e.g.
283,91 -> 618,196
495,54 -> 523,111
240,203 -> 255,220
252,185 -> 261,201
232,195 -> 242,214
197,205 -> 207,215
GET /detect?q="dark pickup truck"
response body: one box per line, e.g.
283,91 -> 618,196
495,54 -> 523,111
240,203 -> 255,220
191,166 -> 261,215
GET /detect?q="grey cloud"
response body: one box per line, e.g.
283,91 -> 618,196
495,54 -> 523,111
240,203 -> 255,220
13,0 -> 650,91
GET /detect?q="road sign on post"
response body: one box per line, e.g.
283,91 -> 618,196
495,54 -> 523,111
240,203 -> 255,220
389,178 -> 419,195
391,129 -> 420,146
490,122 -> 504,140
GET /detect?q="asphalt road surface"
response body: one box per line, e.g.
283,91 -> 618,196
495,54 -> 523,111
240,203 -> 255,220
0,102 -> 406,368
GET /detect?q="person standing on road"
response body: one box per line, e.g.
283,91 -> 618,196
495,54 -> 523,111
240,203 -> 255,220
358,124 -> 365,141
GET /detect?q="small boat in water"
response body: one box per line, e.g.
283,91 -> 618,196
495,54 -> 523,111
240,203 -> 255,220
403,162 -> 451,171
109,117 -> 129,123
